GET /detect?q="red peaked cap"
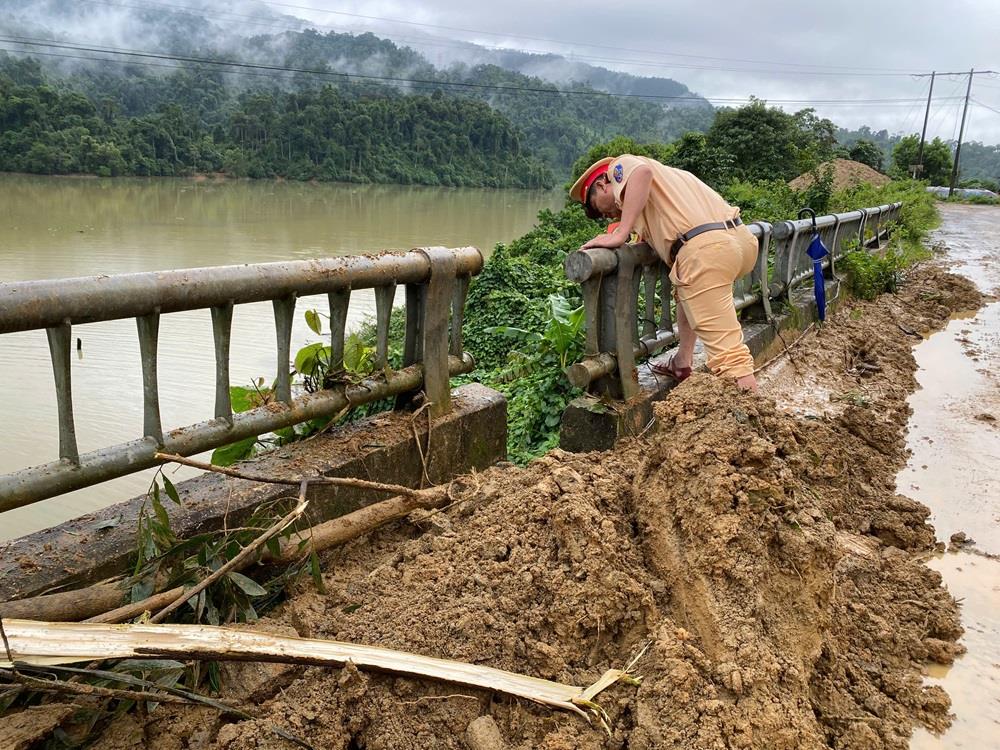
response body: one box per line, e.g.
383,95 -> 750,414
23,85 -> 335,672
568,156 -> 615,206
580,164 -> 609,200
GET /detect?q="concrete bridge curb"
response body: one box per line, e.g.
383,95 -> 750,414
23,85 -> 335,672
0,384 -> 506,603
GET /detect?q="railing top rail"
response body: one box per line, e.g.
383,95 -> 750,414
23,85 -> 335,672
564,242 -> 658,283
0,246 -> 484,334
564,223 -> 771,284
770,203 -> 900,239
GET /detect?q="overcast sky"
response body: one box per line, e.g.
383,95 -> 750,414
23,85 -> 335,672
287,0 -> 1000,144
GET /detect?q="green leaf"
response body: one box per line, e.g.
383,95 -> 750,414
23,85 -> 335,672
207,661 -> 221,693
294,342 -> 329,376
273,426 -> 296,443
343,333 -> 374,375
305,308 -> 323,335
310,549 -> 326,594
130,577 -> 154,604
162,475 -> 181,505
229,385 -> 255,414
227,571 -> 267,597
93,516 -> 121,531
115,659 -> 186,673
265,536 -> 281,559
211,437 -> 257,467
206,600 -> 220,627
151,491 -> 170,531
484,325 -> 540,341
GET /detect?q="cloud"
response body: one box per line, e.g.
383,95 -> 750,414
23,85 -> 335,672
296,0 -> 1000,143
6,0 -> 998,142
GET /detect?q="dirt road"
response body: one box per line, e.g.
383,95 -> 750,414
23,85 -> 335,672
903,204 -> 1000,749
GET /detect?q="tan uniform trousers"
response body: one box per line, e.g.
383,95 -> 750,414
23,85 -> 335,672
668,223 -> 758,379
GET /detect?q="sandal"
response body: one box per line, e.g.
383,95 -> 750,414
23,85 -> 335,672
650,355 -> 692,382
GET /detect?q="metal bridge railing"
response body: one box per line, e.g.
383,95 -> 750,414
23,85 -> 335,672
564,201 -> 903,399
0,247 -> 483,511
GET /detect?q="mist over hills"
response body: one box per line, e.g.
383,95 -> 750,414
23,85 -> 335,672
0,0 -> 713,177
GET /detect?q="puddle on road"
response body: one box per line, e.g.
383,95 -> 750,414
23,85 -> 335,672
905,205 -> 1000,748
900,303 -> 1000,551
910,552 -> 1000,748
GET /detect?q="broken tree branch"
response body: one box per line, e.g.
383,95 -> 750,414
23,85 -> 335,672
154,453 -> 423,498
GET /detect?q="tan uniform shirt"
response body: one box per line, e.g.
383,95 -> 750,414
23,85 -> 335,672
609,154 -> 740,263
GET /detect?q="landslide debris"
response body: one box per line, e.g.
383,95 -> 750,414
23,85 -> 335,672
86,266 -> 980,750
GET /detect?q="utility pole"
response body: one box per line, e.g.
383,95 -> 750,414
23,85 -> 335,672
914,71 -> 935,179
912,69 -> 996,187
949,68 -> 974,197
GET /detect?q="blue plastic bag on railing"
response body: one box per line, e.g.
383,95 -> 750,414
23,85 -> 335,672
806,233 -> 829,322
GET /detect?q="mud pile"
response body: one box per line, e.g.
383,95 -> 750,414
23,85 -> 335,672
788,158 -> 891,192
92,266 -> 980,750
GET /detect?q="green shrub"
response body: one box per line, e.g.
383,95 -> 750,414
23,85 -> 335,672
839,248 -> 905,300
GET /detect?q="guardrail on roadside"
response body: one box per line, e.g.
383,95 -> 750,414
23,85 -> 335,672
564,202 -> 902,399
0,247 -> 483,510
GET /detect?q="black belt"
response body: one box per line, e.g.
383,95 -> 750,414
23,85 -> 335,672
669,217 -> 742,262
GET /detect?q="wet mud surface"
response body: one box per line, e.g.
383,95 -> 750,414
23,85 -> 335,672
84,260 -> 984,749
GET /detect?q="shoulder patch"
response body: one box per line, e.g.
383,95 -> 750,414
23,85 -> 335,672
613,163 -> 624,183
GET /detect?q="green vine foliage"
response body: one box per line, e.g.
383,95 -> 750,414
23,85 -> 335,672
210,313 -> 382,466
839,249 -> 905,300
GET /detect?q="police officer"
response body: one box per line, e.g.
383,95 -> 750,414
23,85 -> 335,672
570,155 -> 758,391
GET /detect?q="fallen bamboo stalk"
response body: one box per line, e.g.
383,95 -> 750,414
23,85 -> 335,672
273,486 -> 449,564
0,583 -> 127,622
1,484 -> 451,624
0,619 -> 637,722
85,586 -> 184,624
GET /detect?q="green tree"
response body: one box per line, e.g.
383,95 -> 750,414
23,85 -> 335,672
848,138 -> 884,171
667,131 -> 736,191
891,135 -> 953,185
706,100 -> 802,181
568,136 -> 675,182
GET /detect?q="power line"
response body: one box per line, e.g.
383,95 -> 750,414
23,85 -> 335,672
0,36 -> 964,107
972,98 -> 1000,116
68,0 -> 933,78
924,79 -> 966,140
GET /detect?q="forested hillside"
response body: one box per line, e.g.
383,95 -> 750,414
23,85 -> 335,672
0,55 -> 551,186
0,1 -> 713,184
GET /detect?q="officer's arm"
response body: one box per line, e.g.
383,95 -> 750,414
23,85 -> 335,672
582,165 -> 653,249
612,164 -> 652,243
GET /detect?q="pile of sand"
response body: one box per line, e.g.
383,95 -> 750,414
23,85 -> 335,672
89,266 -> 982,750
789,158 -> 891,192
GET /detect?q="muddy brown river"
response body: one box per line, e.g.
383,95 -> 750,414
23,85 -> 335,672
0,175 -> 562,540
